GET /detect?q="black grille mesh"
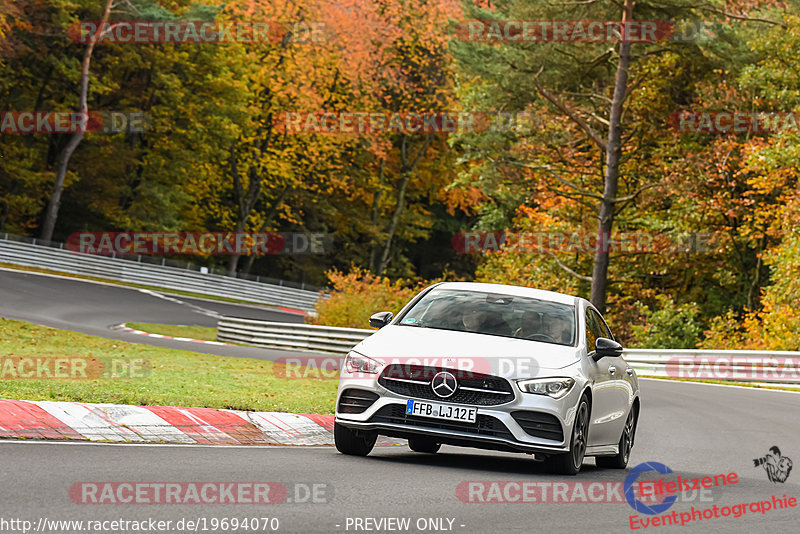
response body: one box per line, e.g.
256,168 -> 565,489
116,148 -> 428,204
337,389 -> 380,414
511,410 -> 564,441
378,364 -> 514,406
369,404 -> 515,440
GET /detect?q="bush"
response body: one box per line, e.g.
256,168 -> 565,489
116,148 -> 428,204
308,268 -> 420,329
629,295 -> 702,349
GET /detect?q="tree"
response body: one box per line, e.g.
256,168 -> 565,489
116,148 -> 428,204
451,0 -> 787,313
39,0 -> 114,241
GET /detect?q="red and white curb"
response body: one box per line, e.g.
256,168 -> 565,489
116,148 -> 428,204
0,399 -> 400,447
113,324 -> 229,346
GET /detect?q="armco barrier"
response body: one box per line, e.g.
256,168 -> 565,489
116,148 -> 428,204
0,234 -> 322,312
622,348 -> 800,388
217,317 -> 373,354
217,319 -> 800,388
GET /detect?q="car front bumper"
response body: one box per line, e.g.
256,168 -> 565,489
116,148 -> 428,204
335,376 -> 585,456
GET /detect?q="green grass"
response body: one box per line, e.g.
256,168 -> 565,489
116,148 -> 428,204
0,318 -> 337,413
126,322 -> 218,342
0,262 -> 308,309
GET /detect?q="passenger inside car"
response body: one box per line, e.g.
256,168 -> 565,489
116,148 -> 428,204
460,303 -> 512,336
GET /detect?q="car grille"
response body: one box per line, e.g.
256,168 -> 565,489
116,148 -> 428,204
337,389 -> 380,414
511,410 -> 563,442
377,364 -> 514,406
369,404 -> 515,440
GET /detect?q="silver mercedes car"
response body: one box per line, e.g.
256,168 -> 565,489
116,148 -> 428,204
333,282 -> 640,475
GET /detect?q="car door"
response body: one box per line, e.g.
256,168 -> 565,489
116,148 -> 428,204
585,307 -> 629,447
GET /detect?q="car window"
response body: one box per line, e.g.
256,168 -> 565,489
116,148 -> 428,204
585,309 -> 598,352
586,308 -> 611,353
399,288 -> 576,346
590,309 -> 613,340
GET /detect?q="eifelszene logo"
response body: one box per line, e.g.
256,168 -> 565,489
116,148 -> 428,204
625,462 -> 678,515
753,446 -> 793,483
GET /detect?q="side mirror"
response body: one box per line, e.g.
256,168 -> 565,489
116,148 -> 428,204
369,311 -> 393,329
593,337 -> 623,361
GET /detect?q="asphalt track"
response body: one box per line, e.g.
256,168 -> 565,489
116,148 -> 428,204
0,268 -> 311,361
0,268 -> 798,532
0,380 -> 798,533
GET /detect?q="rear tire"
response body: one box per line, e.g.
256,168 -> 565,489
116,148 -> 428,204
546,394 -> 590,476
408,437 -> 441,453
334,422 -> 377,456
596,405 -> 637,469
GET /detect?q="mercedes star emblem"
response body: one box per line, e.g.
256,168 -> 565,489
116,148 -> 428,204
432,371 -> 458,398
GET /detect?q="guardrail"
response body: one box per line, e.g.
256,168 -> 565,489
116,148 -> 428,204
217,319 -> 800,388
0,233 -> 322,312
622,349 -> 800,388
217,317 -> 372,353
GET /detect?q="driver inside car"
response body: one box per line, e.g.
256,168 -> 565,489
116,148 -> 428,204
461,304 -> 487,332
542,314 -> 572,344
514,310 -> 543,338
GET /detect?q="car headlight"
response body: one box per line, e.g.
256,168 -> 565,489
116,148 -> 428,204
343,352 -> 383,375
516,377 -> 575,399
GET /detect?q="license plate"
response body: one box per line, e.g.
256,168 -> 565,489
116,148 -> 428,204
405,400 -> 477,423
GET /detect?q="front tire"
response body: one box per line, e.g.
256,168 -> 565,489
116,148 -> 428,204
596,405 -> 637,469
334,422 -> 377,456
408,437 -> 441,453
547,394 -> 590,475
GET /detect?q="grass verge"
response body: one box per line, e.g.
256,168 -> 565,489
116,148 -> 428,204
126,322 -> 218,342
0,318 -> 337,413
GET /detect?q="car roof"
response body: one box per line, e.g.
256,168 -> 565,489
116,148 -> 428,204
430,282 -> 579,307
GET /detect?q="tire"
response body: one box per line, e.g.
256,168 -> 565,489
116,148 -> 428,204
334,422 -> 377,456
547,394 -> 590,475
596,405 -> 637,469
408,437 -> 441,453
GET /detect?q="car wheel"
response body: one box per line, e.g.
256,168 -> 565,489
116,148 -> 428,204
547,394 -> 589,476
334,422 -> 377,456
408,437 -> 441,453
596,405 -> 637,469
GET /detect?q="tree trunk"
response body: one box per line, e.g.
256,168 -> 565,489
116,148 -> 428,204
589,0 -> 634,313
40,0 -> 114,241
226,147 -> 262,276
375,135 -> 432,274
369,159 -> 385,273
241,186 -> 291,274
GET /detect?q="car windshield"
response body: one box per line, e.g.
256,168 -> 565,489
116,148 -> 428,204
398,288 -> 576,346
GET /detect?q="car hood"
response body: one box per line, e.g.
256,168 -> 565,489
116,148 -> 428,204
353,325 -> 580,376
